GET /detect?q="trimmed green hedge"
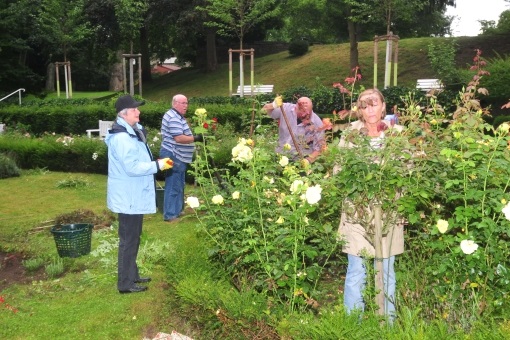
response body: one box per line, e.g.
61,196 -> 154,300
0,97 -> 262,136
0,86 -> 500,136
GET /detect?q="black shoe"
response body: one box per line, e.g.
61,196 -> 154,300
135,277 -> 151,283
119,285 -> 148,294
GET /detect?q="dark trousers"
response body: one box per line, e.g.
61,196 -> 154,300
117,213 -> 143,290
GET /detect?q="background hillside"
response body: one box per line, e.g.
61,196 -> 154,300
143,34 -> 510,101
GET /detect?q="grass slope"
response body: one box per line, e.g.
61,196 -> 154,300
143,34 -> 510,101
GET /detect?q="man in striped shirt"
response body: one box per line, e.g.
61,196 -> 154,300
159,94 -> 203,222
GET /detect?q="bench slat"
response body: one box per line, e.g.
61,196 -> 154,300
416,79 -> 443,91
234,85 -> 274,96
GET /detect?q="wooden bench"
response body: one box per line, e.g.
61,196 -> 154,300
234,85 -> 274,96
416,79 -> 443,92
86,120 -> 114,138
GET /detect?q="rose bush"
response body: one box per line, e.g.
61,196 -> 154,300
186,50 -> 510,323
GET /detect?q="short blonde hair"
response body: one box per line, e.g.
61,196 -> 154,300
355,88 -> 386,121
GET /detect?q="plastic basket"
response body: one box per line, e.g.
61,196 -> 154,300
50,223 -> 93,258
156,187 -> 165,213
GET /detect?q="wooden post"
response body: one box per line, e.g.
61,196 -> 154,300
239,52 -> 244,97
67,62 -> 73,99
56,64 -> 60,98
228,49 -> 255,96
250,48 -> 254,95
373,37 -> 378,89
373,203 -> 384,316
138,55 -> 142,96
228,49 -> 233,96
393,39 -> 399,87
129,58 -> 134,96
122,57 -> 127,94
373,34 -> 399,89
122,53 -> 142,96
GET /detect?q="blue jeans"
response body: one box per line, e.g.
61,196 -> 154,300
159,150 -> 187,221
344,254 -> 396,319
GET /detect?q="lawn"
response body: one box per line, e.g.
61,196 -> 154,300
0,171 -> 201,339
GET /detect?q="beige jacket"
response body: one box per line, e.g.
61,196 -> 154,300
337,120 -> 405,258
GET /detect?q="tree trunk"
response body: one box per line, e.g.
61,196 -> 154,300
109,50 -> 124,92
45,62 -> 55,91
206,28 -> 218,72
348,20 -> 360,71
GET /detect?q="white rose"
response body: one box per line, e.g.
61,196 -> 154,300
290,180 -> 304,194
279,156 -> 289,167
436,219 -> 448,234
460,240 -> 479,255
232,191 -> 240,200
211,195 -> 224,205
502,202 -> 510,221
305,185 -> 322,205
186,196 -> 200,209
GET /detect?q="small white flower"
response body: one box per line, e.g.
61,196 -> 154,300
211,194 -> 224,205
92,152 -> 98,160
232,143 -> 253,163
498,122 -> 510,133
186,196 -> 200,209
153,136 -> 159,142
460,240 -> 479,255
263,176 -> 275,184
279,156 -> 289,167
232,191 -> 240,200
436,219 -> 448,234
305,184 -> 322,205
502,202 -> 510,221
290,180 -> 304,194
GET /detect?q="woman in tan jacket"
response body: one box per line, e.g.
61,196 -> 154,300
336,88 -> 404,320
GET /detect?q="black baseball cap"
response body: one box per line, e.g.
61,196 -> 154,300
115,95 -> 145,113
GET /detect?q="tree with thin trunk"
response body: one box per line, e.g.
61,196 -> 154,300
198,0 -> 279,49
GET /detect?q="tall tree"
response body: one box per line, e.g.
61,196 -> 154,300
0,0 -> 45,91
36,0 -> 92,62
198,0 -> 280,49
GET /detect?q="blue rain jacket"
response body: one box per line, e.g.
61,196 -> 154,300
105,118 -> 158,214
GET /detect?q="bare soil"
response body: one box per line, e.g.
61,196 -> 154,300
0,252 -> 46,292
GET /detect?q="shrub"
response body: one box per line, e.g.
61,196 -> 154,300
481,53 -> 510,102
0,152 -> 21,178
22,258 -> 45,272
45,257 -> 64,278
288,40 -> 309,56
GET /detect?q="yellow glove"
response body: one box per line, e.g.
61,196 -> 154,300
272,96 -> 283,109
157,158 -> 173,171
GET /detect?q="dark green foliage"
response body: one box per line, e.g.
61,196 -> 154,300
492,115 -> 510,128
0,133 -> 108,174
0,152 -> 21,178
288,39 -> 309,56
480,54 -> 510,102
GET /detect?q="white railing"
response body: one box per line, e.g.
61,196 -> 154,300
0,88 -> 25,105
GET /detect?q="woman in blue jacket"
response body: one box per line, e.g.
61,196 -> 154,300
105,95 -> 172,294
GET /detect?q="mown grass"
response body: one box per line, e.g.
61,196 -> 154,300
0,171 -> 201,339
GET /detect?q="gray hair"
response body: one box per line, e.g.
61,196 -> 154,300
118,108 -> 128,117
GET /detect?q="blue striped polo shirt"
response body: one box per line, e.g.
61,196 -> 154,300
160,108 -> 195,163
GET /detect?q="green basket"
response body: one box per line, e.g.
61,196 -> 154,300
156,187 -> 165,213
50,223 -> 93,258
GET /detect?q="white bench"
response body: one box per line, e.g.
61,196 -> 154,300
86,120 -> 114,138
416,79 -> 443,92
234,85 -> 274,96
